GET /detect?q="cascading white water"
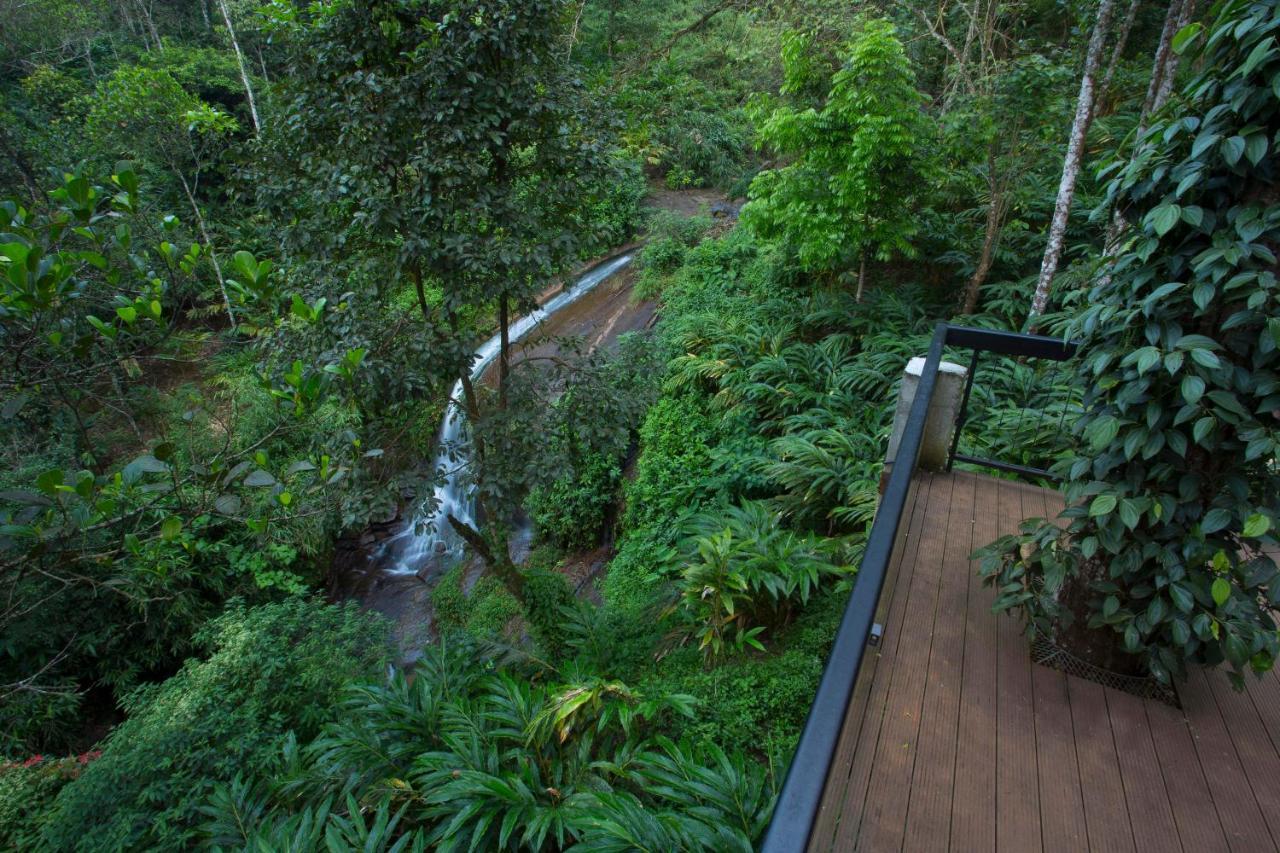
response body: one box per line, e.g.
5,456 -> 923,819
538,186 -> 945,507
383,254 -> 634,575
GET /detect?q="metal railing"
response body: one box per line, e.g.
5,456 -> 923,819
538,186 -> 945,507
760,323 -> 1078,852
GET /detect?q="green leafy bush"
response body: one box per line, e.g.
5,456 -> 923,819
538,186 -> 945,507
0,752 -> 99,850
37,599 -> 387,851
522,569 -> 578,661
431,564 -> 521,641
673,501 -> 853,660
527,451 -> 621,550
978,1 -> 1280,686
643,591 -> 843,758
203,640 -> 774,850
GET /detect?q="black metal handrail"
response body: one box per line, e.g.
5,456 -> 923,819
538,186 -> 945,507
945,325 -> 1078,480
760,323 -> 1078,853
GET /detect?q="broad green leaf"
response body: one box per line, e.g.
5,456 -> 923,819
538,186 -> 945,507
1243,513 -> 1271,538
1090,494 -> 1118,517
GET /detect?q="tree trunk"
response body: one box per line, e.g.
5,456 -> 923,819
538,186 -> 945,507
855,253 -> 866,303
1153,0 -> 1196,111
137,0 -> 161,49
1028,0 -> 1118,325
448,513 -> 525,602
963,146 -> 1005,314
1139,0 -> 1186,138
1098,0 -> 1141,108
217,0 -> 261,135
1099,0 -> 1191,273
177,174 -> 237,329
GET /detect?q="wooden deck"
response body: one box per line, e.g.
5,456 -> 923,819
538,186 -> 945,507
808,470 -> 1280,852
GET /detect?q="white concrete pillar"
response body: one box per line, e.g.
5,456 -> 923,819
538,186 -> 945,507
884,357 -> 969,473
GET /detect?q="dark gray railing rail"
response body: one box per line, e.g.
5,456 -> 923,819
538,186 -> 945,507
759,323 -> 1077,852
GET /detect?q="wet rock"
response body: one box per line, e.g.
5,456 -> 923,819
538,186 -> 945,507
359,532 -> 375,547
711,201 -> 741,220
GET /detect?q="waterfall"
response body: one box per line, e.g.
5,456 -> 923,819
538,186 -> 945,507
383,254 -> 634,575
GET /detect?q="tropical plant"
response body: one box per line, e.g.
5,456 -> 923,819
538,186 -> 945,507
978,0 -> 1280,686
37,599 -> 388,851
742,19 -> 933,297
201,639 -> 774,851
673,501 -> 853,660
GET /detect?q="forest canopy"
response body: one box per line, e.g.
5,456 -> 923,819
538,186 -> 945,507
1,0 -> 1276,849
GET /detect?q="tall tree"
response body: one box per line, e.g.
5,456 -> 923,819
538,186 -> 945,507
84,66 -> 239,326
266,0 -> 623,596
1027,0 -> 1118,323
743,19 -> 932,299
216,0 -> 260,134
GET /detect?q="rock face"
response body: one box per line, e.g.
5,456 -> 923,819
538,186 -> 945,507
710,200 -> 742,220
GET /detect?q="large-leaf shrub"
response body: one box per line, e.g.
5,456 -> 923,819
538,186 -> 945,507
674,501 -> 853,660
203,640 -> 774,851
979,0 -> 1280,685
37,599 -> 387,851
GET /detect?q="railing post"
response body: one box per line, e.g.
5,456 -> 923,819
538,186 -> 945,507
885,355 -> 968,472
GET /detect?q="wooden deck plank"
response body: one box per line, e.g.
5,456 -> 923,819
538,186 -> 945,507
1104,687 -> 1182,853
1021,481 -> 1088,853
1181,667 -> 1275,852
993,478 -> 1046,853
807,474 -> 930,850
1204,667 -> 1280,846
1240,665 -> 1280,777
1067,676 -> 1136,852
856,473 -> 957,851
948,471 -> 1000,852
1145,696 -> 1230,853
901,471 -> 978,851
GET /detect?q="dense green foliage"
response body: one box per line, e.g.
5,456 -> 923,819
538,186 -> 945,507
34,599 -> 387,850
201,640 -> 772,851
2,0 -> 1268,847
743,19 -> 933,280
979,0 -> 1280,685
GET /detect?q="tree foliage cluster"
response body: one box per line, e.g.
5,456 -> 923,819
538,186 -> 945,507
1,0 -> 1274,848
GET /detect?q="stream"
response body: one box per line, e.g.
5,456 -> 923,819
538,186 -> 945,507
379,253 -> 634,577
330,253 -> 646,660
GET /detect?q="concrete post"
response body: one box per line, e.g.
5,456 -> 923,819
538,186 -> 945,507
885,356 -> 969,473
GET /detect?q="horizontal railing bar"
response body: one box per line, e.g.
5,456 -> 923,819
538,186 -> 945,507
950,453 -> 1052,481
944,324 -> 1078,361
760,322 -> 948,853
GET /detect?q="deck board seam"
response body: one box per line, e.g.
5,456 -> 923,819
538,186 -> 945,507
1202,667 -> 1280,850
894,472 -> 957,852
1138,700 -> 1191,853
1100,686 -> 1143,852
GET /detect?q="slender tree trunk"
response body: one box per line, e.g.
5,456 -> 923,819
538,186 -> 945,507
963,146 -> 1005,314
1028,0 -> 1118,324
217,0 -> 261,134
177,173 -> 236,329
855,252 -> 866,303
1098,0 -> 1141,108
1154,0 -> 1196,110
137,0 -> 161,49
566,0 -> 587,61
201,0 -> 211,31
1139,0 -> 1185,137
1098,0 -> 1191,283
